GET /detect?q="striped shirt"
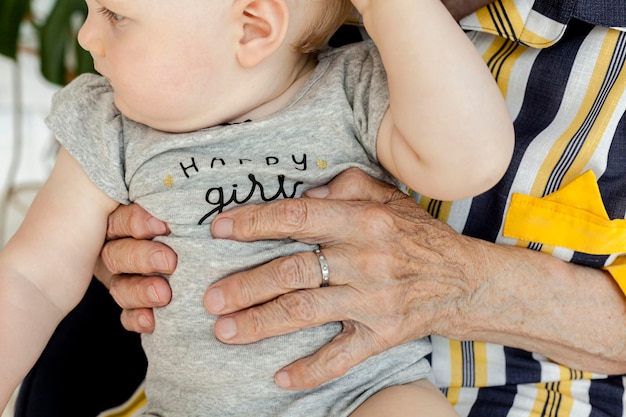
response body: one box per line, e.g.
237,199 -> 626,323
414,0 -> 626,416
99,1 -> 626,416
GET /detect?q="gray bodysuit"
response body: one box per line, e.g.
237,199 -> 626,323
47,41 -> 432,417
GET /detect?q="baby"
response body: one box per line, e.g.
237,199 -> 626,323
0,0 -> 513,415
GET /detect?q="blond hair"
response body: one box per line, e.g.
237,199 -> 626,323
293,0 -> 354,53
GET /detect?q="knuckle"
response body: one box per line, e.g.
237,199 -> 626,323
273,255 -> 311,289
230,276 -> 255,308
277,199 -> 310,233
324,343 -> 357,377
361,205 -> 400,237
246,307 -> 271,337
128,205 -> 150,238
277,291 -> 320,323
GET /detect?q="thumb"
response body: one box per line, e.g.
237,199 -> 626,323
304,168 -> 402,204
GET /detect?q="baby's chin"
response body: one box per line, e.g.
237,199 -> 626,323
114,96 -> 202,133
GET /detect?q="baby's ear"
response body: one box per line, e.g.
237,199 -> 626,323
235,0 -> 289,68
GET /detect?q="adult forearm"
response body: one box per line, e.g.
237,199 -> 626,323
444,236 -> 626,374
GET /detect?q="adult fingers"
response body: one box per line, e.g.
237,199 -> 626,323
106,203 -> 169,240
205,250 -> 329,315
212,285 -> 351,344
106,273 -> 171,333
99,238 -> 177,279
205,193 -> 426,315
211,169 -> 406,243
120,307 -> 157,333
275,322 -> 387,390
106,273 -> 172,311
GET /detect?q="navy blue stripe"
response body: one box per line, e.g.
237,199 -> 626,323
463,21 -> 592,242
588,376 -> 625,417
503,347 -> 543,385
467,385 -> 518,417
531,0 -> 626,30
573,0 -> 626,28
531,0 -> 576,25
462,341 -> 476,386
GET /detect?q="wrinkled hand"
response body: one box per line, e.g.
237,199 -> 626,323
95,204 -> 176,333
207,168 -> 481,389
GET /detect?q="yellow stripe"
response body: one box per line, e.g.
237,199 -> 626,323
473,342 -> 488,387
475,1 -> 522,40
531,378 -> 597,417
445,387 -> 462,407
563,31 -> 626,186
99,388 -> 147,417
531,31 -> 625,198
482,37 -> 527,97
474,0 -> 554,46
449,340 -> 464,388
416,196 -> 453,223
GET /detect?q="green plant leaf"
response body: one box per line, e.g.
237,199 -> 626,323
39,0 -> 93,85
0,0 -> 31,59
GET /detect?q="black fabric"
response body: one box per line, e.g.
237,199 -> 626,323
15,278 -> 147,417
531,0 -> 626,27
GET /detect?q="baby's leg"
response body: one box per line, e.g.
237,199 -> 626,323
350,379 -> 458,417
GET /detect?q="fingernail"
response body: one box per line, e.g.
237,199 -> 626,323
147,217 -> 167,235
275,371 -> 292,388
205,287 -> 225,312
147,285 -> 160,303
212,218 -> 233,238
304,186 -> 329,199
216,317 -> 237,340
151,251 -> 169,271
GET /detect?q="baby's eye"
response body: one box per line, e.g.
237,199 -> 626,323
97,7 -> 125,22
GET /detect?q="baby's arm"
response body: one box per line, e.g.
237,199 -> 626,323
355,0 -> 514,200
0,147 -> 119,409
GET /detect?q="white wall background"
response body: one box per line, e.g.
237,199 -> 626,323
0,52 -> 60,246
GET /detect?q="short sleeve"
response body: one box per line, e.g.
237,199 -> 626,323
338,42 -> 389,162
45,74 -> 130,204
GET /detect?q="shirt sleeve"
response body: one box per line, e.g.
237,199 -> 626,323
45,73 -> 130,204
342,41 -> 390,163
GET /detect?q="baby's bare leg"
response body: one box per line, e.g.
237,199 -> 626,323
350,379 -> 458,417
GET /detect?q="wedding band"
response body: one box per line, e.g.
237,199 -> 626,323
314,249 -> 330,287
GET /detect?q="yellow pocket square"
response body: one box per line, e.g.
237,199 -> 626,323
504,171 -> 626,292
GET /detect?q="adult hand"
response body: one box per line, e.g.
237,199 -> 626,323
207,169 -> 626,389
95,204 -> 176,333
207,168 -> 483,389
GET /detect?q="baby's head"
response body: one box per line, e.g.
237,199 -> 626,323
78,0 -> 353,133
